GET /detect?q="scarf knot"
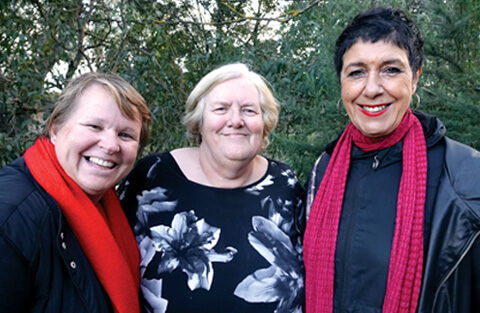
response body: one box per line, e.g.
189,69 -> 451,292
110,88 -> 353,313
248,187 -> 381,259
351,112 -> 415,151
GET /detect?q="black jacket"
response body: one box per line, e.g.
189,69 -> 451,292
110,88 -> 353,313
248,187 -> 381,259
0,157 -> 113,313
306,112 -> 480,313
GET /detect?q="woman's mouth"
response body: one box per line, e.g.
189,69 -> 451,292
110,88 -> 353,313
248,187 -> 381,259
86,156 -> 116,169
359,103 -> 390,117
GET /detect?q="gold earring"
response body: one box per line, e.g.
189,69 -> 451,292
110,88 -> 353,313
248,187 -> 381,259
337,98 -> 348,117
411,93 -> 420,112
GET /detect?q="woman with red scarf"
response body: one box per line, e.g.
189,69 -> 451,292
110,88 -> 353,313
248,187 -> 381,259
0,72 -> 151,313
304,6 -> 480,313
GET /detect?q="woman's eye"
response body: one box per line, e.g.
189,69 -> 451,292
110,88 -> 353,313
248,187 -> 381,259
384,67 -> 402,75
119,133 -> 134,140
214,107 -> 227,113
87,124 -> 101,130
243,108 -> 257,115
348,69 -> 364,77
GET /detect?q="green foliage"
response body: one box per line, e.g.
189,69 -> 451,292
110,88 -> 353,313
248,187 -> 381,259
1,0 -> 479,184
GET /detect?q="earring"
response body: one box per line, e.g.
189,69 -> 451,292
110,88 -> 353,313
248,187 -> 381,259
411,93 -> 420,112
336,98 -> 348,117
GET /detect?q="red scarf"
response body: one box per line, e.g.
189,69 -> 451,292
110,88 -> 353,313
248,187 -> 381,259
24,138 -> 140,313
304,110 -> 427,313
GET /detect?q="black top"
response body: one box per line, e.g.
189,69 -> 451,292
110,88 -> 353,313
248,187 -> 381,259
306,111 -> 446,312
119,152 -> 305,313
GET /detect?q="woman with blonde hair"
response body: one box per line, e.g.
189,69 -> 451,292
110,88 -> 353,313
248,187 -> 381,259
119,63 -> 305,313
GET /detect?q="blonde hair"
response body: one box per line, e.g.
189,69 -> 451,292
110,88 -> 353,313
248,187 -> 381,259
45,72 -> 151,151
183,63 -> 279,151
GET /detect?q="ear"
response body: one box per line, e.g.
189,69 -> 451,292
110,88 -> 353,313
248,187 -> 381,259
412,66 -> 422,93
49,125 -> 58,145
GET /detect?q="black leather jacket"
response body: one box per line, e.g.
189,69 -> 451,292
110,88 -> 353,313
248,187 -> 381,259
0,157 -> 113,313
417,137 -> 480,313
306,112 -> 480,312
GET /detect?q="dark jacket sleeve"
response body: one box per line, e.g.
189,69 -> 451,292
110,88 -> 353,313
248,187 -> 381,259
0,159 -> 36,312
443,138 -> 480,311
447,139 -> 480,311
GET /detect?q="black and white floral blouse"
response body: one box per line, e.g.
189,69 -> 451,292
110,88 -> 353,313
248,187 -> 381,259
118,152 -> 305,313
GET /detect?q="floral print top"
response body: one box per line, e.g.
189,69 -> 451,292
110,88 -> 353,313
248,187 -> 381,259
118,152 -> 305,313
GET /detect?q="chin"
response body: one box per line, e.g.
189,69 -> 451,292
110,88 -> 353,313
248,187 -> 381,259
358,122 -> 396,138
225,152 -> 255,161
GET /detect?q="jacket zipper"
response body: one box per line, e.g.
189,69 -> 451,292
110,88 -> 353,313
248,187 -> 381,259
431,230 -> 480,312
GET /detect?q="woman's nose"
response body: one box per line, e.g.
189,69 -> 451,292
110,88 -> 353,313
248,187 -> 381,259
227,108 -> 244,127
363,74 -> 384,98
99,131 -> 120,154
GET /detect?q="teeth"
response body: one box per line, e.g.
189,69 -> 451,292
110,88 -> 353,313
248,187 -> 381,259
89,157 -> 114,168
362,105 -> 387,112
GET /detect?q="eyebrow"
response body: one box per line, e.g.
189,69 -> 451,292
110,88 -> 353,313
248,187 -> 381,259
209,101 -> 257,106
208,101 -> 231,107
344,58 -> 406,70
122,126 -> 140,133
82,117 -> 140,134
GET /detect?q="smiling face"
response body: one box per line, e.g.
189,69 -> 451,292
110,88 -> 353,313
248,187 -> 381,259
199,77 -> 264,164
50,84 -> 142,203
340,40 -> 420,138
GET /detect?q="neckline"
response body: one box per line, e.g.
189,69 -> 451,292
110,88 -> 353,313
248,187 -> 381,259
167,151 -> 272,191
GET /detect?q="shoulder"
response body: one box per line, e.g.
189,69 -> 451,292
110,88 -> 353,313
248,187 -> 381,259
170,147 -> 197,160
445,137 -> 480,162
118,152 -> 171,193
443,137 -> 480,197
437,137 -> 480,221
135,152 -> 172,170
0,158 -> 57,258
124,152 -> 174,182
0,157 -> 34,191
267,157 -> 295,172
0,157 -> 43,221
170,147 -> 200,179
118,152 -> 179,218
266,158 -> 298,180
264,158 -> 303,193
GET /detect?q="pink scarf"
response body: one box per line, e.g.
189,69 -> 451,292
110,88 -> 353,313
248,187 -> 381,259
24,138 -> 140,313
304,110 -> 427,313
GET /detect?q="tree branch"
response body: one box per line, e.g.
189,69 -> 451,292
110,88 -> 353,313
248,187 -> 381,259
153,0 -> 321,26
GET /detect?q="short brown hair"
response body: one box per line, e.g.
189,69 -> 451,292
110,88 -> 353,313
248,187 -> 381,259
45,72 -> 151,151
